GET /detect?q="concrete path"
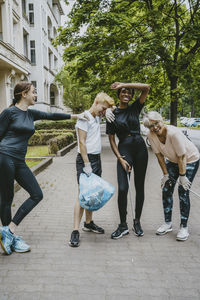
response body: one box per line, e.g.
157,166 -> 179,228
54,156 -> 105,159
0,133 -> 200,300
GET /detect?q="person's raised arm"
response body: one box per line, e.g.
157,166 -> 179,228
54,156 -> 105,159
78,128 -> 92,176
110,82 -> 150,104
109,135 -> 131,172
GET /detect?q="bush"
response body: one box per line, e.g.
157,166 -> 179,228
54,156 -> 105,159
28,130 -> 76,146
35,119 -> 76,130
48,133 -> 74,154
28,132 -> 41,146
37,129 -> 76,138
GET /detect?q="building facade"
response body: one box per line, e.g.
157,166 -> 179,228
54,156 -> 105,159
0,0 -> 67,113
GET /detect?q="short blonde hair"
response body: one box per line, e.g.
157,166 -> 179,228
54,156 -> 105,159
95,92 -> 115,107
143,111 -> 163,128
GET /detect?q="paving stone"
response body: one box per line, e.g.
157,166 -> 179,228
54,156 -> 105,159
0,133 -> 200,300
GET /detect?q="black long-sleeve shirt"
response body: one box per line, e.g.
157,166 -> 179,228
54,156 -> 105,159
0,106 -> 71,160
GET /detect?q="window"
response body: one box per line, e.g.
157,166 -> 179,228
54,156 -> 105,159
23,30 -> 28,57
0,6 -> 3,41
43,44 -> 47,67
29,3 -> 34,25
54,56 -> 58,71
30,40 -> 36,64
31,81 -> 37,101
48,49 -> 52,69
10,77 -> 15,102
50,91 -> 55,105
13,19 -> 18,49
22,0 -> 26,16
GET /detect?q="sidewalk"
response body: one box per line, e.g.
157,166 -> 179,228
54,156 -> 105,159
0,133 -> 200,300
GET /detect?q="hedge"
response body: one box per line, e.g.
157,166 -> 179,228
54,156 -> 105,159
28,131 -> 75,146
48,133 -> 74,154
35,119 -> 76,130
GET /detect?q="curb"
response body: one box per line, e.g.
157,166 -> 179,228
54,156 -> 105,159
14,157 -> 53,193
56,141 -> 77,157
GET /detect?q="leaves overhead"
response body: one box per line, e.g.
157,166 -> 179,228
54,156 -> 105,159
55,0 -> 200,121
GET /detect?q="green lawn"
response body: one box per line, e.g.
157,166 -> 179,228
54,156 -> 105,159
26,145 -> 49,157
26,160 -> 43,168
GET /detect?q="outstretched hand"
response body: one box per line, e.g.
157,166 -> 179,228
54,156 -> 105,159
76,112 -> 89,121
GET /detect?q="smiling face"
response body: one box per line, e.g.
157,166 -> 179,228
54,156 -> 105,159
22,85 -> 37,106
119,88 -> 133,105
149,120 -> 165,136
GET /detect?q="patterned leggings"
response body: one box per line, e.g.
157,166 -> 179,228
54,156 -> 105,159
163,159 -> 199,227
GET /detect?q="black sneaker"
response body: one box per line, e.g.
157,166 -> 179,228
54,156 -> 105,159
82,221 -> 104,234
69,230 -> 80,247
111,223 -> 129,239
133,219 -> 144,236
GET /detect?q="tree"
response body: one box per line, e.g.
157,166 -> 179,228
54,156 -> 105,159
55,0 -> 200,125
55,69 -> 92,113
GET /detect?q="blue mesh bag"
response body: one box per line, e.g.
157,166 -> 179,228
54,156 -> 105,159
79,173 -> 115,211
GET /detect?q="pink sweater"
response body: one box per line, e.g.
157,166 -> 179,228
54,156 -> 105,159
148,125 -> 199,163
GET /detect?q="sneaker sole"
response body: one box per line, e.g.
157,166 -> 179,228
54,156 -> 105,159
111,230 -> 129,239
82,228 -> 104,234
12,248 -> 31,253
156,228 -> 173,235
0,232 -> 12,255
176,235 -> 189,241
69,241 -> 80,247
132,228 -> 144,237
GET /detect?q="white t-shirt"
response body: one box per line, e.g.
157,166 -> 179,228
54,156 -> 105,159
148,125 -> 199,163
76,110 -> 101,154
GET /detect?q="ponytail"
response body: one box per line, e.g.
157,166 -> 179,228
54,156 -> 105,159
9,98 -> 18,107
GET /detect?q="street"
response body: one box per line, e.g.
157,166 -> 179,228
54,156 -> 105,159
0,132 -> 200,300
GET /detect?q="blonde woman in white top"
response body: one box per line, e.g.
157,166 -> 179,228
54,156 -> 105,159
143,111 -> 199,241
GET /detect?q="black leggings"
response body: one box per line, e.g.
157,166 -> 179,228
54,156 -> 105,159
0,154 -> 43,226
117,135 -> 148,223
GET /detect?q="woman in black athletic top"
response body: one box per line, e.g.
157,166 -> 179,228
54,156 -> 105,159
106,81 -> 150,239
0,82 -> 87,255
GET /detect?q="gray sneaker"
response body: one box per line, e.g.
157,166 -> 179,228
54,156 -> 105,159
11,236 -> 31,253
156,223 -> 172,235
0,226 -> 14,255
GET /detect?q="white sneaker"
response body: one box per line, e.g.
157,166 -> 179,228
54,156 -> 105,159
156,223 -> 172,235
176,226 -> 189,241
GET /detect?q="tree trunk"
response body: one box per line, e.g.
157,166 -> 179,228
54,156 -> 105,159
170,77 -> 178,126
191,97 -> 194,117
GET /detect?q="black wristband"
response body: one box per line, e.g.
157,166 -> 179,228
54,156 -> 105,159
179,173 -> 186,176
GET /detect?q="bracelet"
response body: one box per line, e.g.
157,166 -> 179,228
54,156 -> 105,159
179,173 -> 186,176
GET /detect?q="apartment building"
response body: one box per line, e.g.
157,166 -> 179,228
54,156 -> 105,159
0,0 -> 66,113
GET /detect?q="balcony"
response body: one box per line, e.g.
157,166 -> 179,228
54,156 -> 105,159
0,40 -> 31,74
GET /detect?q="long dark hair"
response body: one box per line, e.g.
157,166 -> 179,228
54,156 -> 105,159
10,82 -> 32,107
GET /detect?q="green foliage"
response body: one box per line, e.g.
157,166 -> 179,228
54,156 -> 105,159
55,0 -> 200,124
35,119 -> 76,130
48,133 -> 74,154
28,130 -> 76,146
55,69 -> 92,113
